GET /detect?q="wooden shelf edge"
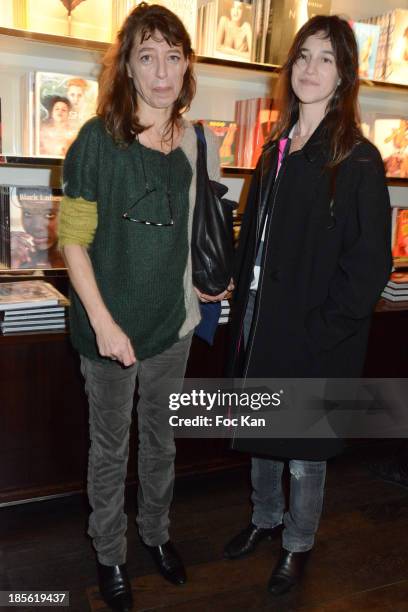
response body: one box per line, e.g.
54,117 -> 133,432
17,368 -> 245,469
222,167 -> 407,184
0,155 -> 406,186
1,26 -> 407,90
0,330 -> 69,345
0,25 -> 108,52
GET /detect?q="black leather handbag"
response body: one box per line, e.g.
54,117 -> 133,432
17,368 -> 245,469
192,123 -> 236,295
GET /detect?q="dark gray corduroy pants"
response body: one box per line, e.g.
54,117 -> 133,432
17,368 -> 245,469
80,331 -> 192,565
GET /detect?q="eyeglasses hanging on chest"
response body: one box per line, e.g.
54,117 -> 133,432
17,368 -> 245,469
122,134 -> 174,227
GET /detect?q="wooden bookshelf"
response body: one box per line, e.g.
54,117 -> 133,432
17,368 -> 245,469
1,26 -> 407,92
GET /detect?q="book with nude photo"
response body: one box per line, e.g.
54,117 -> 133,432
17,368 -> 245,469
214,0 -> 254,62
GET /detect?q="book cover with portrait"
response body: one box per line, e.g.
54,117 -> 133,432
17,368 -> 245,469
215,0 -> 254,62
351,22 -> 380,80
34,71 -> 98,158
373,117 -> 408,178
6,186 -> 66,270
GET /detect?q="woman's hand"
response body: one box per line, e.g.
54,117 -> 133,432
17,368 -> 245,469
194,279 -> 235,303
93,315 -> 136,367
62,244 -> 136,367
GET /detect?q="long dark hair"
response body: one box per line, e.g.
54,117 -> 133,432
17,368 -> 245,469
271,15 -> 362,166
97,2 -> 196,145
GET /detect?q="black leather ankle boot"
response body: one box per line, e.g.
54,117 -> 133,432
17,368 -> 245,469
268,549 -> 311,595
96,561 -> 133,611
224,523 -> 282,560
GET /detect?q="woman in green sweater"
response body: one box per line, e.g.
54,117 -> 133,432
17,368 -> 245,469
59,4 -> 226,611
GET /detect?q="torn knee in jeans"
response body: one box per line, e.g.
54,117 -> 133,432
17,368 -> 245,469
290,464 -> 306,479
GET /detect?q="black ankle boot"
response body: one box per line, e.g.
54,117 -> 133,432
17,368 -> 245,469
96,561 -> 133,611
144,540 -> 187,585
224,523 -> 282,560
268,549 -> 311,595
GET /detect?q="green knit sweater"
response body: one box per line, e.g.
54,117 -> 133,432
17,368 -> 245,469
61,117 -> 193,361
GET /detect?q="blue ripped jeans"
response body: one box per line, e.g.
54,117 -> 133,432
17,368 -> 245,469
251,457 -> 326,552
244,290 -> 326,552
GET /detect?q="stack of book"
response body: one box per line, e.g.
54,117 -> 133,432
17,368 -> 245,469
0,280 -> 69,334
381,272 -> 408,309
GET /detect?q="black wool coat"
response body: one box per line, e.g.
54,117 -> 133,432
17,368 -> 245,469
228,120 -> 392,460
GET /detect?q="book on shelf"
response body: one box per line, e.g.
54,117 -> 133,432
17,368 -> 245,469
148,1 -> 198,48
252,0 -> 271,64
0,186 -> 65,270
384,9 -> 408,85
1,315 -> 66,327
362,9 -> 408,85
34,71 -> 98,158
0,280 -> 68,311
264,0 -> 331,66
392,208 -> 408,267
387,271 -> 408,289
197,1 -> 255,62
351,22 -> 380,80
381,289 -> 408,302
373,117 -> 408,179
197,1 -> 216,57
199,120 -> 237,166
0,71 -> 35,157
214,0 -> 254,62
15,0 -> 118,42
1,322 -> 66,334
234,97 -> 278,168
0,298 -> 68,333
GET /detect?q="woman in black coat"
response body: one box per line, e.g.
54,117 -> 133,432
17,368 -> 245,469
224,15 -> 392,595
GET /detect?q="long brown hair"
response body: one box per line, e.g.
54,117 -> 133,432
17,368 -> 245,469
271,15 -> 362,166
97,2 -> 196,145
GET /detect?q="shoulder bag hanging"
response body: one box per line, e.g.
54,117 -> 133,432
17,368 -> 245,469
192,122 -> 236,296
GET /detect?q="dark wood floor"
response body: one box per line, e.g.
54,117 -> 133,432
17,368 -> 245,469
1,442 -> 408,612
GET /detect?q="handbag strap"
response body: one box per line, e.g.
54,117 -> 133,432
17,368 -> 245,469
194,121 -> 207,151
194,122 -> 209,175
